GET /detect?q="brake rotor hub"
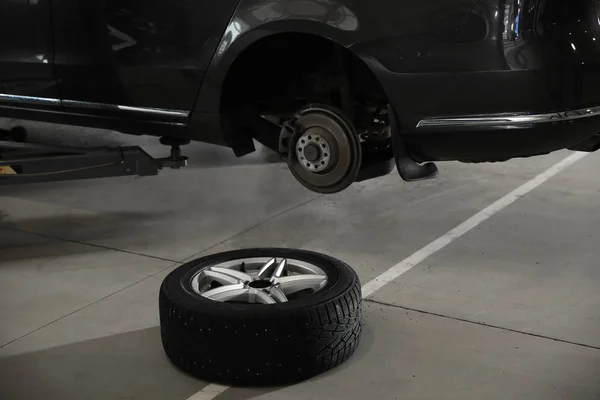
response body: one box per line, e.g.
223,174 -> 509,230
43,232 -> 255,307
295,131 -> 332,173
284,105 -> 362,194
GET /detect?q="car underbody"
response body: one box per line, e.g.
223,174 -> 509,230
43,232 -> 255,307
2,0 -> 600,193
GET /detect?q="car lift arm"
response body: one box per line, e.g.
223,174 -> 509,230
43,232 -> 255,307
0,128 -> 187,186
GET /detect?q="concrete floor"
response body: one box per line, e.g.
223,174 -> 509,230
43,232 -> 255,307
1,120 -> 600,399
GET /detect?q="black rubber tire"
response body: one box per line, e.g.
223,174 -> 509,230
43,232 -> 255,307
159,248 -> 363,387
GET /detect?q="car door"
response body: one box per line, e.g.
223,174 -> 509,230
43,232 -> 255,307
51,0 -> 240,121
0,0 -> 58,109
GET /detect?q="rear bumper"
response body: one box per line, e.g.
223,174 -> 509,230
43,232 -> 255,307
406,103 -> 600,162
416,105 -> 600,130
404,114 -> 600,163
363,0 -> 600,130
369,0 -> 600,162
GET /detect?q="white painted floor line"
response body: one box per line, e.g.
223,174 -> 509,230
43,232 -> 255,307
187,384 -> 230,400
361,151 -> 587,297
188,151 -> 587,400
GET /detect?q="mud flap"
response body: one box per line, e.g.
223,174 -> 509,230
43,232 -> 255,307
388,105 -> 438,181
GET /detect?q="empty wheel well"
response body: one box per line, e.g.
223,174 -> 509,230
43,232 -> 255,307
220,32 -> 389,152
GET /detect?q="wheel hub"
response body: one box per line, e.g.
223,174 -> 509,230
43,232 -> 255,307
285,105 -> 362,194
248,279 -> 272,289
303,143 -> 321,162
296,131 -> 332,173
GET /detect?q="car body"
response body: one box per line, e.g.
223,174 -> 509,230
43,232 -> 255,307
1,0 -> 600,191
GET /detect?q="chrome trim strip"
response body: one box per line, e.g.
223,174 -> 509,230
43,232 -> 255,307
62,100 -> 189,119
117,105 -> 189,118
0,93 -> 60,106
416,105 -> 600,129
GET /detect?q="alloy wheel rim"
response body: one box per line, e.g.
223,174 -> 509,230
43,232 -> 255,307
190,257 -> 329,304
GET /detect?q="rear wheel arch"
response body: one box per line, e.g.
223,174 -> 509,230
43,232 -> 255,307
217,30 -> 390,154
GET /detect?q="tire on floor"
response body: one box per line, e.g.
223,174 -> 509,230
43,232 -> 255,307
159,248 -> 363,386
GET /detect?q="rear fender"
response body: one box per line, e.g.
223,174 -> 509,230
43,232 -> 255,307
192,0 -> 475,115
190,0 -> 475,147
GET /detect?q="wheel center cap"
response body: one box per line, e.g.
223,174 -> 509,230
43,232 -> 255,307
249,280 -> 272,289
303,144 -> 321,162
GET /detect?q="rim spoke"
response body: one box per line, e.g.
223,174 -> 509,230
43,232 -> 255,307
269,286 -> 288,303
251,289 -> 277,304
257,258 -> 277,279
273,258 -> 288,279
202,283 -> 248,302
204,269 -> 243,286
275,275 -> 327,295
210,267 -> 252,283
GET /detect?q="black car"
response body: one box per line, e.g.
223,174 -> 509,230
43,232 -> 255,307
1,0 -> 599,193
